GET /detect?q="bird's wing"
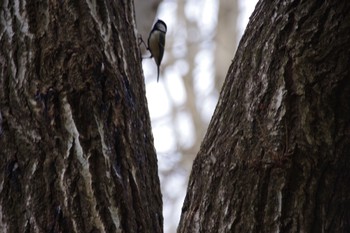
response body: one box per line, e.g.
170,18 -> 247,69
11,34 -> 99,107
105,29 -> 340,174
158,33 -> 166,65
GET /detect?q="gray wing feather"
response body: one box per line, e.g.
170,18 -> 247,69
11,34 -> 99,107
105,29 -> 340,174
158,33 -> 165,65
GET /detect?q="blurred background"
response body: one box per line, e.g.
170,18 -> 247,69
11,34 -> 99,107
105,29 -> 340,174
135,0 -> 258,232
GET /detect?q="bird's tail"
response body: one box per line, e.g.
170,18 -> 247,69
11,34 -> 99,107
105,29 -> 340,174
157,65 -> 160,82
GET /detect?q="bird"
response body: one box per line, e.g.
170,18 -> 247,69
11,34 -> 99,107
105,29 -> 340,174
147,19 -> 167,82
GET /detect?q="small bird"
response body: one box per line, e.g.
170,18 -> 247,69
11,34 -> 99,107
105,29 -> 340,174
147,19 -> 167,82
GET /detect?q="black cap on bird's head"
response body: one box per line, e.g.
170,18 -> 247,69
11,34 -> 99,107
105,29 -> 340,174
153,19 -> 167,33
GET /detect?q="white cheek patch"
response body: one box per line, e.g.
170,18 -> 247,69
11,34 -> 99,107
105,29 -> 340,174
157,24 -> 167,33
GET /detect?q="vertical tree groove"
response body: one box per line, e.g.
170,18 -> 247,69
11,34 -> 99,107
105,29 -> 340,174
178,1 -> 350,233
0,1 -> 162,233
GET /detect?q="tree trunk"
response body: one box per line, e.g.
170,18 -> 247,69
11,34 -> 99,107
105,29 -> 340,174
178,0 -> 350,232
0,1 -> 162,233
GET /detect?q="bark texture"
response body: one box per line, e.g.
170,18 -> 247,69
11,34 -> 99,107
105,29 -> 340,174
178,0 -> 350,232
0,1 -> 162,233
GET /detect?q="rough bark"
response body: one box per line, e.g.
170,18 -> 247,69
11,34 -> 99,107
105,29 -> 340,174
178,0 -> 350,232
0,1 -> 162,233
